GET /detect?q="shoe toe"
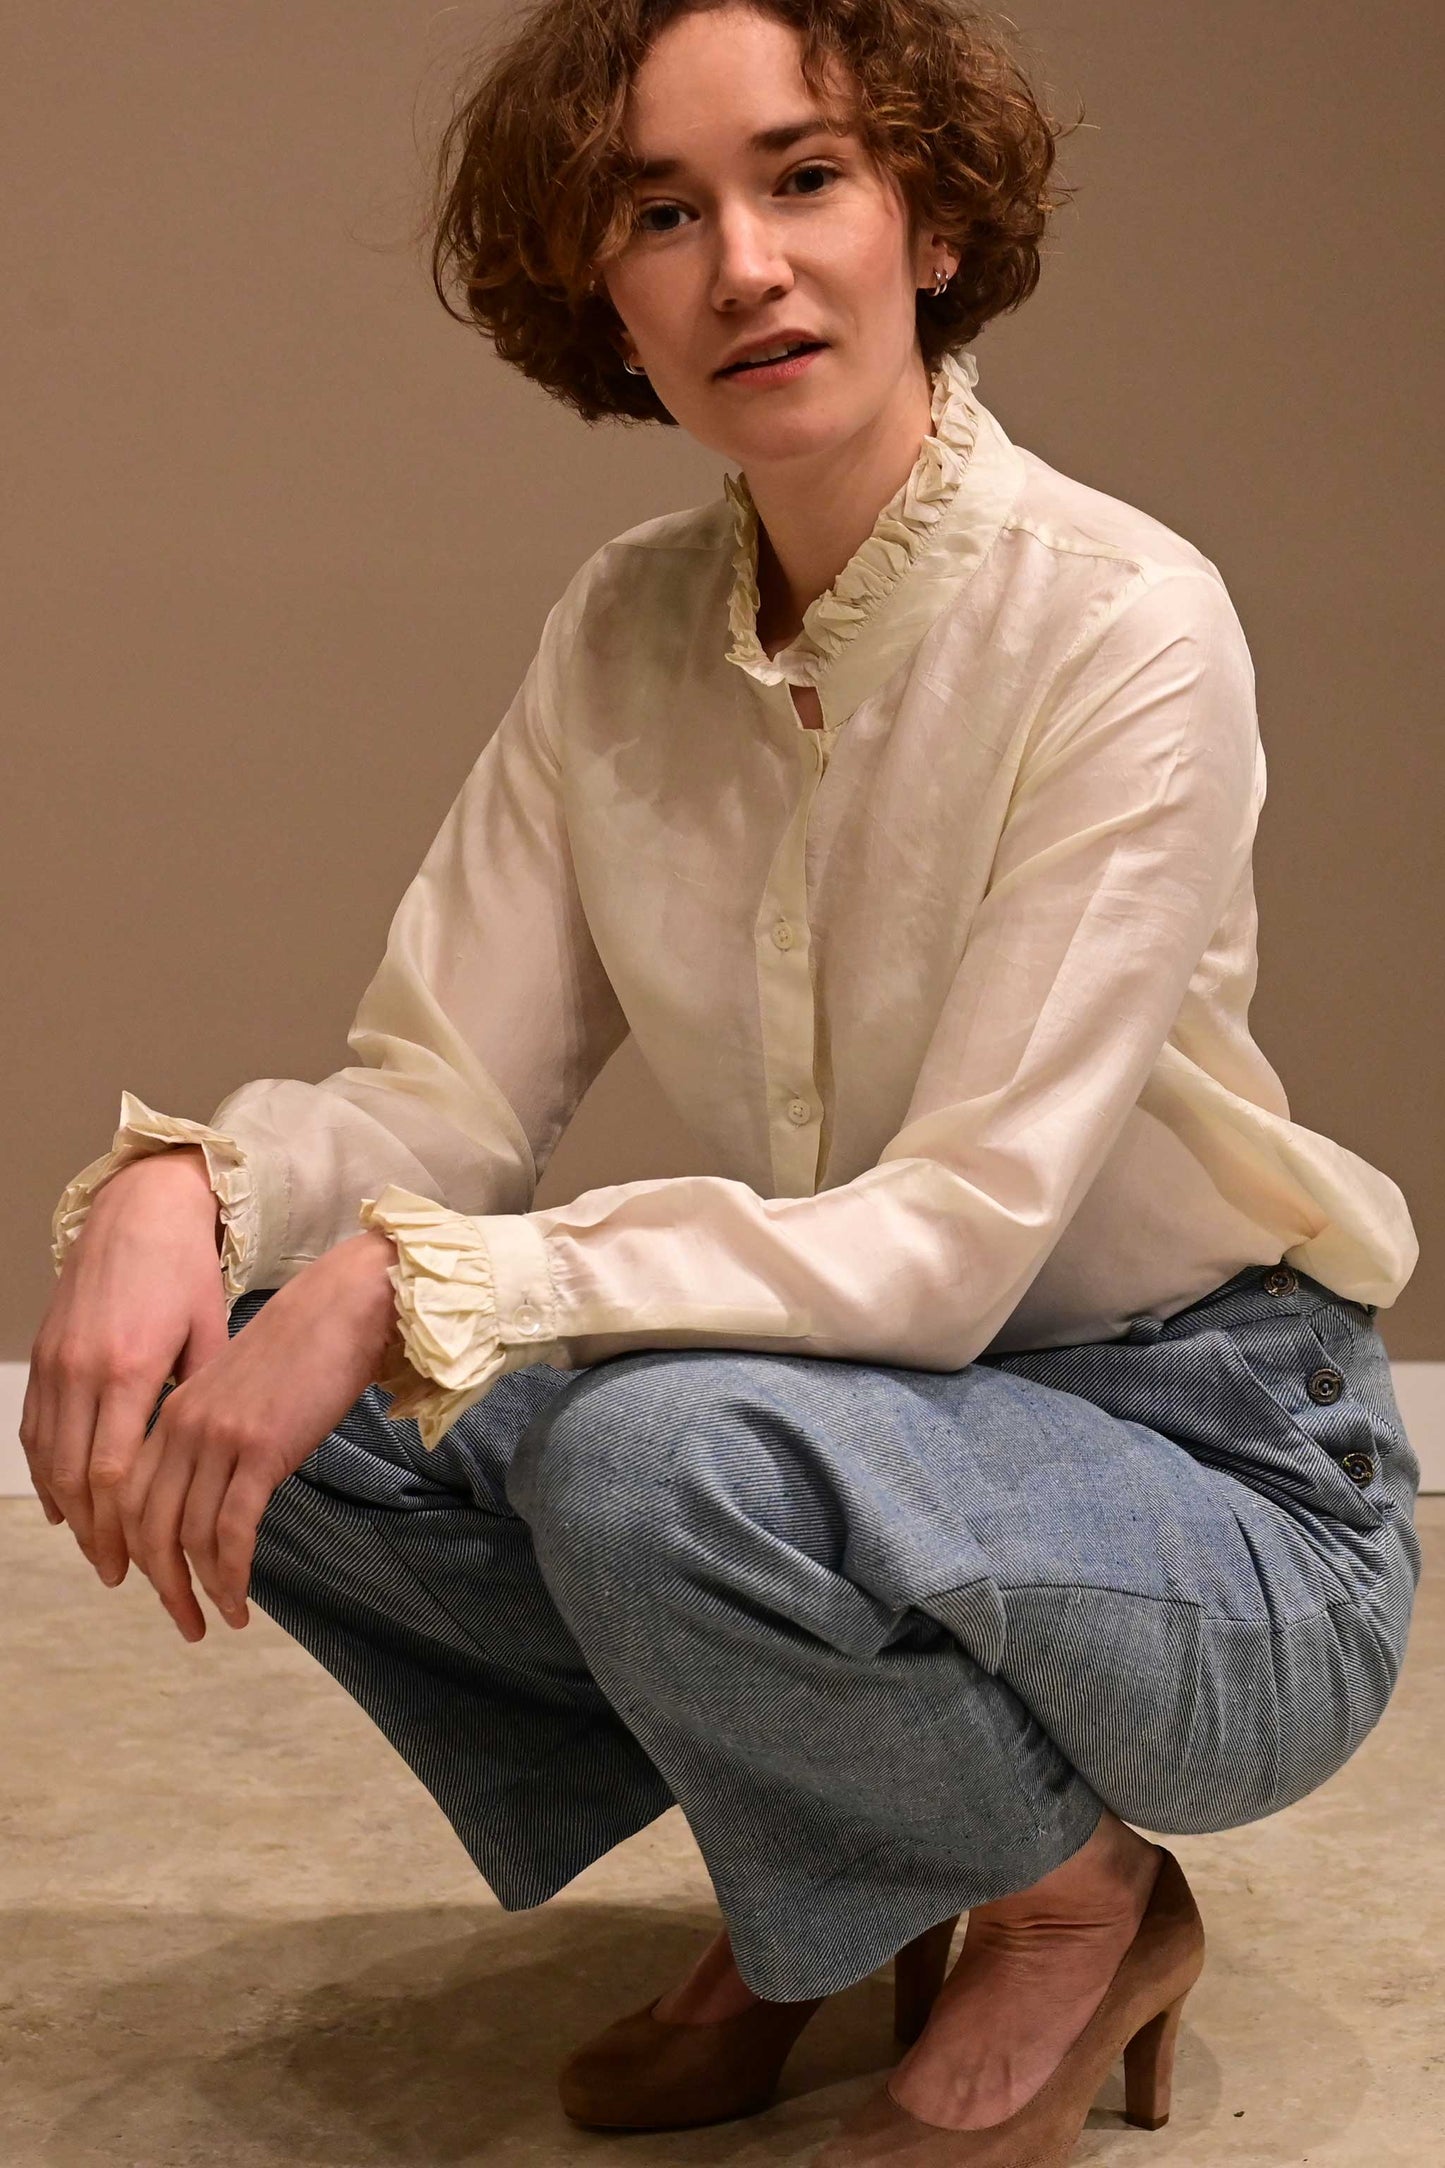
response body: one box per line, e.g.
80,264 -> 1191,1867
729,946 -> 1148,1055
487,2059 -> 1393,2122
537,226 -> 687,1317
558,2001 -> 778,2130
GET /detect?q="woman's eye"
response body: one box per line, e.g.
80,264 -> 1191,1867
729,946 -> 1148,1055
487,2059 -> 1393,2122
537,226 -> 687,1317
785,162 -> 840,196
636,203 -> 686,235
634,163 -> 841,235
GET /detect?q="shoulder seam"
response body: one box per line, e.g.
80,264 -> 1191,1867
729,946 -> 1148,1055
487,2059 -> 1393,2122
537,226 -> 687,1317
609,530 -> 726,555
999,509 -> 1221,582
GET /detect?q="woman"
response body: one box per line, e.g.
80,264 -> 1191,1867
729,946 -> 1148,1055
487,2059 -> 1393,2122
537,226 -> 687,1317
26,2 -> 1421,2162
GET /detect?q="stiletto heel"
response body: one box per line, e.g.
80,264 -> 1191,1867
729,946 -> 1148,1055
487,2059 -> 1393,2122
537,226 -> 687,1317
893,1915 -> 961,2044
1123,1989 -> 1188,2129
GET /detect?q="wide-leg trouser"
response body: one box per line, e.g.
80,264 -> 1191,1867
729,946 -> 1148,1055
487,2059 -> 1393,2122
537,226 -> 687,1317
235,1260 -> 1420,2000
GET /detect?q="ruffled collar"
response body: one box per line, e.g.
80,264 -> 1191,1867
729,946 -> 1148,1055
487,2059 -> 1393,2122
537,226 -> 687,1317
722,347 -> 982,691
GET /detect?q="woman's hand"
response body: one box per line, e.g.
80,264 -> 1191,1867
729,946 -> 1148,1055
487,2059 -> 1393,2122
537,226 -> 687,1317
22,1147 -> 230,1584
114,1229 -> 406,1642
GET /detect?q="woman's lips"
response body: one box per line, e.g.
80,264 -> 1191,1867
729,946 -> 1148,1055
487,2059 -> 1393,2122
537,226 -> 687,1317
718,342 -> 828,385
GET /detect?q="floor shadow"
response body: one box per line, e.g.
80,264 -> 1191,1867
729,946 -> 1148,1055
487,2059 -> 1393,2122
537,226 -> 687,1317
6,1898 -> 898,2167
2,1900 -> 1378,2166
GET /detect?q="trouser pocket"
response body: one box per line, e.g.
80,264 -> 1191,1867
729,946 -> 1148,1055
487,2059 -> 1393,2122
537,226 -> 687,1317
1214,1306 -> 1398,1533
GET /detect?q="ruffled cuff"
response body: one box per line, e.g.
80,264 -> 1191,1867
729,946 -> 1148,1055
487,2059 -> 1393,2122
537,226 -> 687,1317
357,1183 -> 568,1451
50,1089 -> 260,1304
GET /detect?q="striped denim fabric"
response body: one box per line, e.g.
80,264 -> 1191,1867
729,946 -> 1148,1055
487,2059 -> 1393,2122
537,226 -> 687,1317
230,1258 -> 1420,2001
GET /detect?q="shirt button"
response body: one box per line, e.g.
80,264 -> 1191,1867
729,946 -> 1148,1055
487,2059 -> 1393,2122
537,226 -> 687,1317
1341,1451 -> 1376,1487
1306,1365 -> 1345,1404
513,1303 -> 541,1334
772,920 -> 794,950
787,1098 -> 810,1125
1262,1266 -> 1298,1296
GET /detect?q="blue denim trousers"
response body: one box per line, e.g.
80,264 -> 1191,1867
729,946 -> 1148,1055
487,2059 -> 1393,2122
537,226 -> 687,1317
235,1259 -> 1421,2000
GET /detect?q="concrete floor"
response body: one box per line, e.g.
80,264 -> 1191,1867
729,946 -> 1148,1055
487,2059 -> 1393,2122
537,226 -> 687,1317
3,1495 -> 1441,2168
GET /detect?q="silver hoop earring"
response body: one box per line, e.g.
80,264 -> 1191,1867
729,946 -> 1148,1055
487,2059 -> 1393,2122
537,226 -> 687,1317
933,266 -> 952,297
623,357 -> 647,376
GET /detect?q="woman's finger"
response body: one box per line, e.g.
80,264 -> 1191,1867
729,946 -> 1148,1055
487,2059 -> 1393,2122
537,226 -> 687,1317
47,1369 -> 100,1553
86,1376 -> 165,1585
88,1488 -> 130,1586
179,1444 -> 242,1622
135,1431 -> 210,1642
115,1420 -> 166,1569
155,1576 -> 207,1641
34,1487 -> 65,1527
213,1460 -> 278,1623
18,1360 -> 65,1524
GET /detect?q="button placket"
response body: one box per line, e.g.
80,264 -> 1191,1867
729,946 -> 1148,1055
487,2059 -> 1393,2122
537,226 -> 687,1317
755,697 -> 829,1197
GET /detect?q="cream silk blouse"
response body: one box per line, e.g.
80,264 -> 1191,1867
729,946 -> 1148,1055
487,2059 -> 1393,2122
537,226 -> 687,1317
51,350 -> 1418,1450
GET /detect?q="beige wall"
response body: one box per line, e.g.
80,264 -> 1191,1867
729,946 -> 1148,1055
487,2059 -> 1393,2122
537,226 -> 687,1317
5,2 -> 1439,1358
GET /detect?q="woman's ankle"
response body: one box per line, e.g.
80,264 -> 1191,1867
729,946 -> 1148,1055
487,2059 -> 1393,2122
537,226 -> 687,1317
966,1809 -> 1160,1938
652,1925 -> 760,2024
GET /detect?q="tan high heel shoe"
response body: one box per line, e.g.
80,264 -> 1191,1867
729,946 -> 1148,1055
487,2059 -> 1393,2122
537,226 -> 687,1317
810,1845 -> 1205,2166
557,1912 -> 960,2131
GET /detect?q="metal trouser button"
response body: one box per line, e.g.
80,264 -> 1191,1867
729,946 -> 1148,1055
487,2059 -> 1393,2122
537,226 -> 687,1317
1340,1451 -> 1376,1487
1262,1265 -> 1298,1296
1306,1365 -> 1345,1405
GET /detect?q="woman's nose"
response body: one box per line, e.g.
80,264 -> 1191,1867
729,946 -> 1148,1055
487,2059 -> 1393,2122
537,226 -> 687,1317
708,211 -> 795,309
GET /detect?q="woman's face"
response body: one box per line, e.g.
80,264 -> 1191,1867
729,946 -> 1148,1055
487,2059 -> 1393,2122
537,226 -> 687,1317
597,4 -> 949,472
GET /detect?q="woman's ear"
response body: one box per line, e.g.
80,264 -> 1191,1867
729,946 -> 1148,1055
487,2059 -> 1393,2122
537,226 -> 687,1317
920,230 -> 959,286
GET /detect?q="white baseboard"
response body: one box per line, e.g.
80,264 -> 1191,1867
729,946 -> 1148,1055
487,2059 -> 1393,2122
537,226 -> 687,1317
2,1363 -> 33,1495
2,1358 -> 1443,1498
1389,1364 -> 1445,1491
1,1365 -> 31,1494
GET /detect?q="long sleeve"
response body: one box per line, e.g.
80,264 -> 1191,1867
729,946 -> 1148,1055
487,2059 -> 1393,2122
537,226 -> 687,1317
361,568 -> 1266,1449
50,574 -> 630,1313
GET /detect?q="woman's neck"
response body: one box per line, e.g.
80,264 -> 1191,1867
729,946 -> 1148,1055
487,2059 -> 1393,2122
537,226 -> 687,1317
747,358 -> 935,657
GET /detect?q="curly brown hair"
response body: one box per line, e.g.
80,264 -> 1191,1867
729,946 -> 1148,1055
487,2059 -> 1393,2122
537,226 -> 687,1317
427,0 -> 1078,426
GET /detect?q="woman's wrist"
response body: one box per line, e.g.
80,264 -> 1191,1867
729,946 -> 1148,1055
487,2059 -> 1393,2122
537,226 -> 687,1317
328,1228 -> 410,1378
89,1146 -> 224,1250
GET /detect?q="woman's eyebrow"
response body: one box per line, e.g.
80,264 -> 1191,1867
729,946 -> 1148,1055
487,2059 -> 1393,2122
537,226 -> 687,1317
632,115 -> 848,183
